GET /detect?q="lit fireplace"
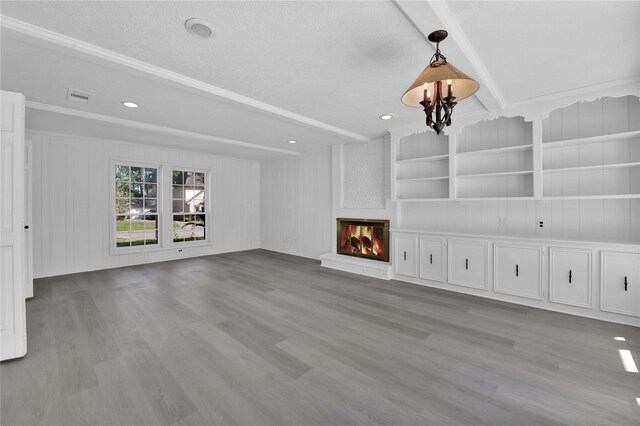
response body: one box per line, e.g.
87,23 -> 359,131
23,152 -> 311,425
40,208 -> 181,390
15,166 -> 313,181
336,218 -> 389,262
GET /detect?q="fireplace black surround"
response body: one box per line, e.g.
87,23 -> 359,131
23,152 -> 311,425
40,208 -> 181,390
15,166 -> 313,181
336,218 -> 390,262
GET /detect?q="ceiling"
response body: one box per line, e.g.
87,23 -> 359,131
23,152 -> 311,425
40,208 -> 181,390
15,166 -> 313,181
1,1 -> 638,160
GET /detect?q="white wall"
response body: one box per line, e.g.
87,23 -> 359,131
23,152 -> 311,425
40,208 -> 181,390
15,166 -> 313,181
399,199 -> 640,243
260,148 -> 333,258
29,130 -> 260,278
331,135 -> 396,248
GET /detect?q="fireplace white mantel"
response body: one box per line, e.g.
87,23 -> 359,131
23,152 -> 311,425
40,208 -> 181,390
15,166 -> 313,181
320,253 -> 392,280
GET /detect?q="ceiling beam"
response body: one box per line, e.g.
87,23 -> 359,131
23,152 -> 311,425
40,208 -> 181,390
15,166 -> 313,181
26,101 -> 301,157
394,0 -> 505,113
1,15 -> 370,144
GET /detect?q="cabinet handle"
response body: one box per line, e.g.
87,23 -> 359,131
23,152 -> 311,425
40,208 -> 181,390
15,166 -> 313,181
624,276 -> 628,291
430,254 -> 433,264
516,264 -> 519,277
465,259 -> 468,270
404,251 -> 406,261
569,270 -> 572,284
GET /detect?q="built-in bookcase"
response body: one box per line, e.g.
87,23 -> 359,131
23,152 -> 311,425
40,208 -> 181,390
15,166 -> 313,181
395,131 -> 449,200
392,94 -> 639,202
542,96 -> 640,199
456,116 -> 533,198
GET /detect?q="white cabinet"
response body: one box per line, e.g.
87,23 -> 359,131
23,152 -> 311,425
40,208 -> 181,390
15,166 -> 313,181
549,247 -> 592,308
448,240 -> 488,290
494,244 -> 543,300
394,235 -> 417,277
419,237 -> 445,282
601,251 -> 640,317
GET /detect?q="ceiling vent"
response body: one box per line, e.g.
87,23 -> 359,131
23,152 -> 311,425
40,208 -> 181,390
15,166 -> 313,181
66,89 -> 91,103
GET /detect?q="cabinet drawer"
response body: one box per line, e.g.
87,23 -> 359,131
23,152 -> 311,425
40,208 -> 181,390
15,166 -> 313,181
394,235 -> 417,277
448,240 -> 488,290
419,237 -> 445,282
601,251 -> 640,317
549,247 -> 592,308
494,244 -> 543,300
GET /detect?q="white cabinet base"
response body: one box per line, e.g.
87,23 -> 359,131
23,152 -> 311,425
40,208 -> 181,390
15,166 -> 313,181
549,247 -> 592,308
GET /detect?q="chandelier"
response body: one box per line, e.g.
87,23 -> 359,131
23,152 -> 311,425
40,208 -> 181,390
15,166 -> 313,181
401,30 -> 479,134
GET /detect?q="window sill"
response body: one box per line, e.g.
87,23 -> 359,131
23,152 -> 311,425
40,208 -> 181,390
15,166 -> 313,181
110,241 -> 212,256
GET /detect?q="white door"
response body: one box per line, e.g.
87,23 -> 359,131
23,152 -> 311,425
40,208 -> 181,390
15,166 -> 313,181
601,251 -> 640,317
24,139 -> 33,298
448,240 -> 488,290
419,237 -> 445,282
549,247 -> 592,308
394,235 -> 417,277
494,244 -> 543,300
1,91 -> 27,361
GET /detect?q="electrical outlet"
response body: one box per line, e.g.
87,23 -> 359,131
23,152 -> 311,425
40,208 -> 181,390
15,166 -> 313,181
538,220 -> 544,228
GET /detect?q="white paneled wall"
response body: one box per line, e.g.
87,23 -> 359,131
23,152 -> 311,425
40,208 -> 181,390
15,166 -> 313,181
30,131 -> 260,278
260,148 -> 332,258
399,198 -> 640,243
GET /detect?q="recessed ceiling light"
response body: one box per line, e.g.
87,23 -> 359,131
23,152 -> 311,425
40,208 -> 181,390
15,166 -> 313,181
121,101 -> 138,108
185,18 -> 214,39
380,114 -> 394,120
288,140 -> 297,144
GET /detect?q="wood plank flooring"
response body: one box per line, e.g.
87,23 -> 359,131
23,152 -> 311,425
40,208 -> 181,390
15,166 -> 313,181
2,249 -> 639,425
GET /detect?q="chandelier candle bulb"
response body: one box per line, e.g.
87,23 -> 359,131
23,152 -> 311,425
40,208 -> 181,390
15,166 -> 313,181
447,80 -> 452,98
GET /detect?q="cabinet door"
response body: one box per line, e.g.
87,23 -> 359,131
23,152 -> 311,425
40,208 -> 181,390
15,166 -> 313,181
448,240 -> 488,290
601,251 -> 640,317
549,247 -> 592,308
419,237 -> 445,282
494,244 -> 543,300
394,235 -> 417,277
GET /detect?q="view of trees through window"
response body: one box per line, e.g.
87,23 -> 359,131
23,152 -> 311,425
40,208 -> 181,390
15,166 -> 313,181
115,165 -> 159,247
172,170 -> 206,242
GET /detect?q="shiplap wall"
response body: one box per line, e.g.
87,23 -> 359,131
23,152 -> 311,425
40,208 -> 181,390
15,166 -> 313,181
260,148 -> 332,258
399,199 -> 640,243
29,130 -> 260,278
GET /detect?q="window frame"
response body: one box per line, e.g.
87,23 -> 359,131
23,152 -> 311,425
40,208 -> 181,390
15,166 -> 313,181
168,165 -> 211,249
110,159 -> 164,255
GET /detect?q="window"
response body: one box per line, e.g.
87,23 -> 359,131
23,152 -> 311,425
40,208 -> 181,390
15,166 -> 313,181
172,169 -> 206,243
114,164 -> 159,248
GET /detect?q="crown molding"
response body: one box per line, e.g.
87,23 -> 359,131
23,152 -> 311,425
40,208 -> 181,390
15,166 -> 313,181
1,15 -> 369,143
26,101 -> 301,157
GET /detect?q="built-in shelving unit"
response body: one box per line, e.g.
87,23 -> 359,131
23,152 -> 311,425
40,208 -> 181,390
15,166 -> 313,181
542,96 -> 640,198
456,116 -> 533,199
394,130 -> 449,200
391,94 -> 640,202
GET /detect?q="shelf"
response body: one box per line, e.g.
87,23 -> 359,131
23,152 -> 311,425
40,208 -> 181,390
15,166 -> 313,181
542,130 -> 640,149
397,194 -> 640,201
396,176 -> 449,183
457,144 -> 532,158
396,197 -> 536,202
543,162 -> 640,174
396,154 -> 449,164
457,170 -> 533,179
542,194 -> 640,200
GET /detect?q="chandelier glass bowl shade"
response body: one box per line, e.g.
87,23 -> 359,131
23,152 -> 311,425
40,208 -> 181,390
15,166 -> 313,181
402,30 -> 479,134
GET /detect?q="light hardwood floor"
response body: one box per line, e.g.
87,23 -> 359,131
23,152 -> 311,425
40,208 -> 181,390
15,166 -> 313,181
2,249 -> 639,425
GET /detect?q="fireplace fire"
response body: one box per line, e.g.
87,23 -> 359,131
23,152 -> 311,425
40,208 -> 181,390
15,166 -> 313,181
336,218 -> 389,262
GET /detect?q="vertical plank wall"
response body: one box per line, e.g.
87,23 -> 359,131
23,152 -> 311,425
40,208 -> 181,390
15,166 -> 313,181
260,148 -> 333,258
30,131 -> 261,278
